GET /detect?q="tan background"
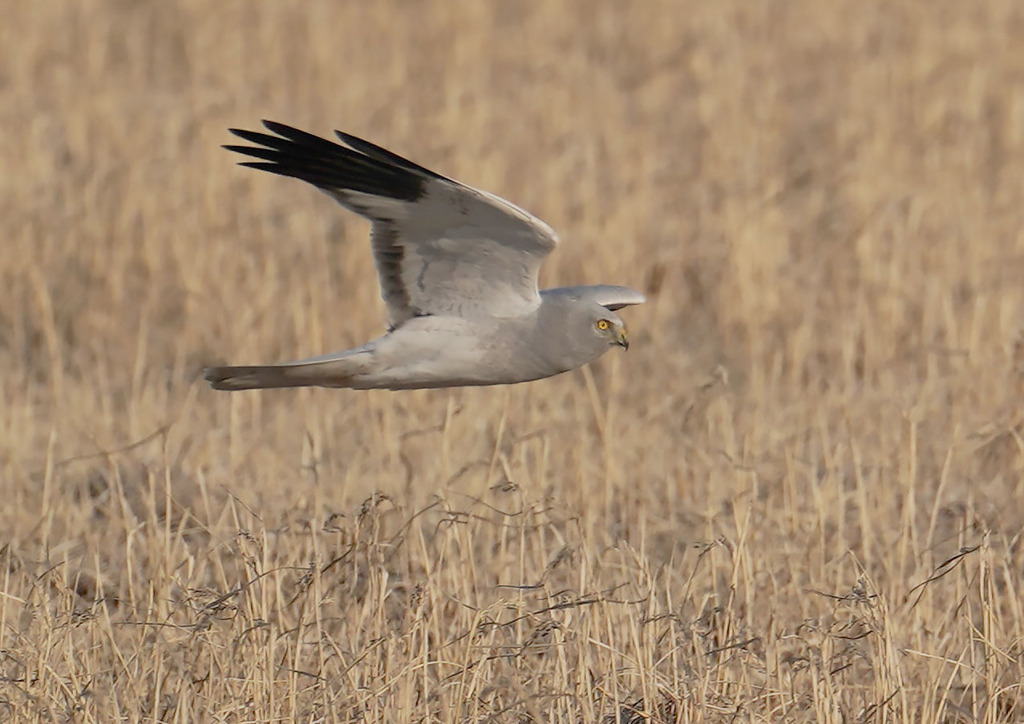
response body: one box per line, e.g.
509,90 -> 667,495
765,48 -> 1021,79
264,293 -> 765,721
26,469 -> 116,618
2,1 -> 1024,720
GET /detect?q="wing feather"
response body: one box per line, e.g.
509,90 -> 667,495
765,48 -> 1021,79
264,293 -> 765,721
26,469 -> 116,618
225,121 -> 558,328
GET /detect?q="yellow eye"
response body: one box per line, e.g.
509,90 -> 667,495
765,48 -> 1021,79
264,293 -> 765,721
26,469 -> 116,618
596,319 -> 610,331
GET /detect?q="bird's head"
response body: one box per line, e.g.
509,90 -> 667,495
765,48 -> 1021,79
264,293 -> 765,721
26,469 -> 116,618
539,285 -> 643,368
588,307 -> 630,350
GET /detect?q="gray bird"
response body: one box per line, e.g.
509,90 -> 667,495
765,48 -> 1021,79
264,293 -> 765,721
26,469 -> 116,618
204,121 -> 644,391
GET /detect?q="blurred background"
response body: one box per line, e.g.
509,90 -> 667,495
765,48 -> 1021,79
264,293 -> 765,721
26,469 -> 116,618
2,1 -> 1024,720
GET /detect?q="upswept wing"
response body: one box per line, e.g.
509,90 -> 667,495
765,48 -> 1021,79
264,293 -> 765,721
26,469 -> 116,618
546,285 -> 647,311
225,121 -> 559,329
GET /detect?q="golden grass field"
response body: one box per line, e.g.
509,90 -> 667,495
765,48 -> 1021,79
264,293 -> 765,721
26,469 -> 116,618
3,1 -> 1024,721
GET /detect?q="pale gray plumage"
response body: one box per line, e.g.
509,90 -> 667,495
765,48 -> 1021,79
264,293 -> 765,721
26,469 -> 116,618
204,121 -> 644,391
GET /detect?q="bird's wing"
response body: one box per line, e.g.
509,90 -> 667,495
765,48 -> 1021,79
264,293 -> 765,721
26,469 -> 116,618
573,285 -> 647,311
225,121 -> 559,329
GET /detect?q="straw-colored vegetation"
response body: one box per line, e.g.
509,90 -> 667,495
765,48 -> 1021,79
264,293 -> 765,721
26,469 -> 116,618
3,1 -> 1024,721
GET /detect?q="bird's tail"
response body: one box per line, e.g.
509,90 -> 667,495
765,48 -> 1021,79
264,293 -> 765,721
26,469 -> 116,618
204,350 -> 372,391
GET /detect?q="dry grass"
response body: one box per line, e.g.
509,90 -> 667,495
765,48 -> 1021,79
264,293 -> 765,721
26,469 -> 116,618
2,1 -> 1024,721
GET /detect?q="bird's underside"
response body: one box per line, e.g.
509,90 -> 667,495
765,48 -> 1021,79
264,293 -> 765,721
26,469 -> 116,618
206,316 -> 542,391
204,121 -> 645,391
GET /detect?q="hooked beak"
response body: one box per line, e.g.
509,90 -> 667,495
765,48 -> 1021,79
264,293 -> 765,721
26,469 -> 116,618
616,328 -> 629,350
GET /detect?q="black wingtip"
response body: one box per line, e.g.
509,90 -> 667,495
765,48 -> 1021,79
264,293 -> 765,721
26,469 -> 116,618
237,161 -> 280,172
228,127 -> 256,141
223,121 -> 432,202
334,130 -> 363,148
334,130 -> 449,181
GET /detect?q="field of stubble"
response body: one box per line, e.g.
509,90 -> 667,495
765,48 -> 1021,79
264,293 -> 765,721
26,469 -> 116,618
2,2 -> 1024,721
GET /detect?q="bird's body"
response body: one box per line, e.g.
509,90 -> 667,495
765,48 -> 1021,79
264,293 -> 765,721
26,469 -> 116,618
204,122 -> 644,391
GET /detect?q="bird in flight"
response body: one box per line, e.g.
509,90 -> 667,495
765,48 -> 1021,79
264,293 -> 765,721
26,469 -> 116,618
204,121 -> 644,391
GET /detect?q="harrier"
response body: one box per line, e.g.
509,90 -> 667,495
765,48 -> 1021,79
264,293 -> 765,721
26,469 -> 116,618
205,121 -> 644,391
